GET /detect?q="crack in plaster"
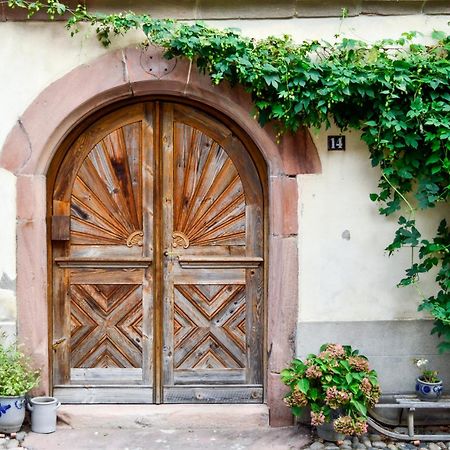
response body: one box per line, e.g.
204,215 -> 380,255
17,118 -> 32,170
122,50 -> 134,97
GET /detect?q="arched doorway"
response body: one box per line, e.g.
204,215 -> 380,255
0,47 -> 321,424
50,101 -> 265,403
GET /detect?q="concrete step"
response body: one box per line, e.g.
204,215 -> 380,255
57,404 -> 270,430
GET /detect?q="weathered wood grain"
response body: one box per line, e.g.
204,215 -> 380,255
52,101 -> 264,404
164,386 -> 263,403
53,386 -> 153,403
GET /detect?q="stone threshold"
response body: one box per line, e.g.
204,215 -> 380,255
57,404 -> 269,430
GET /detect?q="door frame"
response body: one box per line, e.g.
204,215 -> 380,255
0,47 -> 321,426
51,100 -> 265,403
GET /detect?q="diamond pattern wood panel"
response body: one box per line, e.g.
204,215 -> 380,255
70,283 -> 143,368
173,284 -> 246,370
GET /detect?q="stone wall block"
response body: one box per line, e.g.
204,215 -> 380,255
361,0 -> 424,15
197,0 -> 295,19
3,0 -> 448,20
268,236 -> 298,373
16,174 -> 49,394
267,372 -> 293,427
0,121 -> 32,174
295,0 -> 362,17
278,128 -> 322,176
90,0 -> 197,18
17,175 -> 46,221
270,175 -> 298,237
423,1 -> 450,14
125,47 -> 191,89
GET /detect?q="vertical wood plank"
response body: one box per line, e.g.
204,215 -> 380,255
153,102 -> 164,403
161,103 -> 175,392
52,261 -> 70,384
142,103 -> 154,387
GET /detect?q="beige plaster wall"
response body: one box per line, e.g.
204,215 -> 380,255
0,169 -> 16,340
298,127 -> 448,322
0,15 -> 449,328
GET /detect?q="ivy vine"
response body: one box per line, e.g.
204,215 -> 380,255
5,0 -> 450,351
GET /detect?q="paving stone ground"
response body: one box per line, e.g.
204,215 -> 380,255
303,432 -> 450,450
1,426 -> 449,450
1,426 -> 312,450
1,406 -> 449,450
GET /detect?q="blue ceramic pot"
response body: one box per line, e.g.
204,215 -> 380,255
416,377 -> 443,401
0,396 -> 26,433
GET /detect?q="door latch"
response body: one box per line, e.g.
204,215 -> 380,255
163,250 -> 178,259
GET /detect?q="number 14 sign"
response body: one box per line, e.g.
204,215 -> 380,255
327,135 -> 346,151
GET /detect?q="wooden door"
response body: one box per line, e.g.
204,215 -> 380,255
52,102 -> 264,403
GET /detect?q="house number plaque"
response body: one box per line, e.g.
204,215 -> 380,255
327,135 -> 346,151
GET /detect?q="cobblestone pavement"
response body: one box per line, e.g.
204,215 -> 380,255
1,426 -> 450,449
304,431 -> 450,450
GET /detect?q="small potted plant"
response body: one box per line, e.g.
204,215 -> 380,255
281,343 -> 381,440
414,358 -> 443,401
0,339 -> 40,433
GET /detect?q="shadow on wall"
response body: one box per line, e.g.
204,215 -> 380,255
0,272 -> 16,344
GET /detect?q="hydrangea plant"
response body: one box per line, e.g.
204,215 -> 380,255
281,343 -> 380,436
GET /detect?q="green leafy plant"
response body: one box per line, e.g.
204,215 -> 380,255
281,344 -> 381,436
4,0 -> 450,351
414,358 -> 440,383
0,340 -> 40,396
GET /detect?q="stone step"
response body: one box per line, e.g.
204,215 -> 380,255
57,404 -> 270,430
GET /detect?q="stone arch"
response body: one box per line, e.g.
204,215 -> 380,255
0,46 -> 321,426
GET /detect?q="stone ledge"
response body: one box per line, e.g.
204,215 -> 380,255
1,0 -> 450,21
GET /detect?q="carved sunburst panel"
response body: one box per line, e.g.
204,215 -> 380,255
172,123 -> 246,248
70,122 -> 143,246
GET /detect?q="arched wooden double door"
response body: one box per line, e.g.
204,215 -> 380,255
51,102 -> 264,403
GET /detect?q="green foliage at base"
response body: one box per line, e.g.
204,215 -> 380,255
281,344 -> 380,435
0,338 -> 40,396
5,0 -> 450,350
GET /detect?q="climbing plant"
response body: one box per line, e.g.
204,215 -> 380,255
5,0 -> 450,351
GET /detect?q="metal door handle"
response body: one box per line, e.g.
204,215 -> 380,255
164,250 -> 178,258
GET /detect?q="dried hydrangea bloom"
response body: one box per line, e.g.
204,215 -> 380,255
366,384 -> 381,407
291,387 -> 308,407
360,377 -> 372,395
324,343 -> 346,359
333,415 -> 353,434
348,356 -> 369,372
283,395 -> 296,407
305,365 -> 323,379
325,386 -> 352,408
333,416 -> 368,436
284,387 -> 308,408
311,410 -> 326,426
